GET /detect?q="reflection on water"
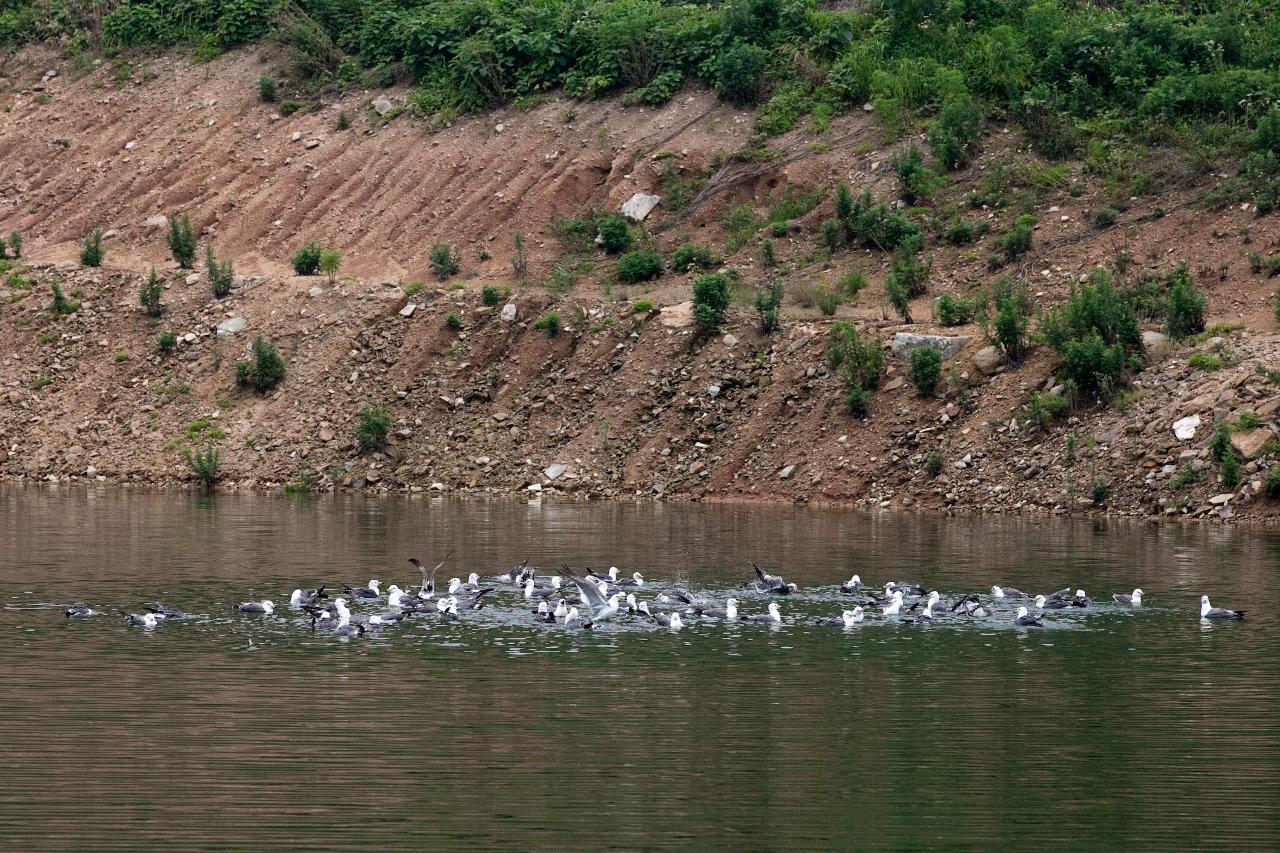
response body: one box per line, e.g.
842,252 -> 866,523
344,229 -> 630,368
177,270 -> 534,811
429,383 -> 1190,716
1,488 -> 1278,850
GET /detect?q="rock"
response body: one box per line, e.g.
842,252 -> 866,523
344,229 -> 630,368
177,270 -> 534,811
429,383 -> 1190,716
722,333 -> 738,347
185,273 -> 200,286
371,97 -> 393,116
1208,493 -> 1234,505
1142,330 -> 1169,350
124,139 -> 137,150
399,303 -> 416,317
430,482 -> 445,491
182,332 -> 197,344
1172,414 -> 1201,441
778,464 -> 796,480
290,131 -> 301,142
971,345 -> 1004,376
621,193 -> 661,222
544,463 -> 566,480
527,483 -> 543,493
318,428 -> 335,442
308,286 -> 323,297
890,332 -> 971,361
500,303 -> 517,322
494,123 -> 505,133
304,139 -> 320,149
1230,427 -> 1275,460
215,317 -> 247,337
143,214 -> 169,231
658,301 -> 695,328
707,385 -> 721,398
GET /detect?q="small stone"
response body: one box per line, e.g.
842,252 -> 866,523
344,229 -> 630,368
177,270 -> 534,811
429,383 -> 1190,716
1172,414 -> 1201,441
399,303 -> 416,317
185,273 -> 200,286
124,139 -> 137,150
308,286 -> 323,297
707,385 -> 721,398
722,333 -> 738,347
500,303 -> 517,322
215,317 -> 246,337
778,464 -> 796,480
544,463 -> 566,480
304,139 -> 320,149
621,193 -> 661,222
371,97 -> 393,116
291,132 -> 301,142
971,345 -> 1003,376
1208,493 -> 1234,505
319,428 -> 335,442
890,332 -> 971,361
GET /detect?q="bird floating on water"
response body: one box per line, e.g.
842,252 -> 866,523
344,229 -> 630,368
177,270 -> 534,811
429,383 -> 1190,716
1112,588 -> 1143,606
1014,606 -> 1043,627
1200,595 -> 1245,620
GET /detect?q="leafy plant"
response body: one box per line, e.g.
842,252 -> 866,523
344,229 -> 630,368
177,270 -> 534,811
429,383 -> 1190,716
511,230 -> 528,278
936,293 -> 974,326
891,143 -> 931,203
257,75 -> 276,102
692,274 -> 730,332
355,405 -> 391,452
909,347 -> 942,397
1164,262 -> 1206,340
80,228 -> 105,267
998,215 -> 1035,261
481,285 -> 502,307
291,242 -> 322,276
924,447 -> 943,476
444,311 -> 462,330
926,94 -> 982,170
207,245 -> 234,297
6,232 -> 21,259
1022,392 -> 1068,431
715,41 -> 769,105
430,242 -> 461,279
51,281 -> 79,316
318,249 -> 342,283
139,267 -> 164,317
756,279 -> 783,333
977,277 -> 1033,362
596,215 -> 632,254
234,338 -> 285,394
617,250 -> 663,283
671,243 -> 719,273
533,311 -> 562,336
184,445 -> 219,487
167,213 -> 197,268
158,330 -> 178,353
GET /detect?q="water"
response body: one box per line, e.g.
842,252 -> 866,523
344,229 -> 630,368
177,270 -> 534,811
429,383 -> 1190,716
2,488 -> 1279,850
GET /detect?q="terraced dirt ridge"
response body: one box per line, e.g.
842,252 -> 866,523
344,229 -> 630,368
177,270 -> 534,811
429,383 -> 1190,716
3,50 -> 1280,521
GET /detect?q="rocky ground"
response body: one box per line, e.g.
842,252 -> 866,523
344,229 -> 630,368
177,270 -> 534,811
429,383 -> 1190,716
3,49 -> 1280,522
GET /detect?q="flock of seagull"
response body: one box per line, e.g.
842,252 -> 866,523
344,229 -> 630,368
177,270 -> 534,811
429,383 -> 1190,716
62,558 -> 1248,636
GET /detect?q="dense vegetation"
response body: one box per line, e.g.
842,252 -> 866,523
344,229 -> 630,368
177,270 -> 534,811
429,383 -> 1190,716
6,0 -> 1279,158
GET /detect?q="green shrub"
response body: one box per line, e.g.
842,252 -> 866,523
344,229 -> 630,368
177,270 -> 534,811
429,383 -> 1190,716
1236,411 -> 1261,431
184,445 -> 219,487
887,233 -> 930,299
760,239 -> 776,267
891,142 -> 931,203
756,279 -> 783,333
481,285 -> 502,307
937,293 -> 974,326
1208,423 -> 1233,464
828,320 -> 885,392
885,274 -> 911,322
1021,392 -> 1068,431
924,447 -> 943,476
1091,477 -> 1109,504
319,249 -> 342,283
1041,270 -> 1143,401
1266,466 -> 1280,499
724,203 -> 761,252
1164,262 -> 1206,340
235,337 -> 285,394
837,270 -> 867,298
291,242 -> 322,275
6,232 -> 21,258
511,230 -> 529,278
617,250 -> 662,283
945,220 -> 982,245
596,215 -> 632,254
670,242 -> 719,273
1169,464 -> 1204,490
533,311 -> 562,336
977,276 -> 1032,362
355,405 -> 391,452
692,273 -> 730,331
139,267 -> 163,317
430,242 -> 461,279
1188,352 -> 1224,371
158,330 -> 177,353
815,284 -> 840,317
167,213 -> 197,268
50,281 -> 79,316
1092,207 -> 1118,228
715,41 -> 769,105
927,94 -> 982,170
998,215 -> 1035,261
909,347 -> 942,397
207,245 -> 234,297
768,185 -> 824,224
444,311 -> 461,330
632,299 -> 654,314
80,228 -> 105,267
846,384 -> 870,418
1221,446 -> 1241,488
837,188 -> 920,252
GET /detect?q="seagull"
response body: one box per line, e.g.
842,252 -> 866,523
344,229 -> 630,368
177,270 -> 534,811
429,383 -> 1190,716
657,588 -> 695,605
410,555 -> 451,599
563,606 -> 589,629
124,612 -> 160,628
559,565 -> 622,623
448,574 -> 482,596
750,563 -> 797,595
745,602 -> 782,623
524,578 -> 560,601
839,574 -> 864,593
553,599 -> 569,621
992,585 -> 1029,599
289,587 -> 327,607
532,601 -> 554,623
501,559 -> 530,584
817,607 -> 864,627
616,571 -> 645,588
65,603 -> 98,617
1034,594 -> 1070,610
1043,587 -> 1073,603
455,588 -> 493,611
654,611 -> 683,629
1112,588 -> 1143,606
1200,595 -> 1245,620
235,600 -> 275,614
694,598 -> 739,620
952,594 -> 991,617
882,590 -> 904,617
1070,589 -> 1092,608
343,579 -> 381,601
387,585 -> 412,607
1014,606 -> 1043,627
146,603 -> 190,619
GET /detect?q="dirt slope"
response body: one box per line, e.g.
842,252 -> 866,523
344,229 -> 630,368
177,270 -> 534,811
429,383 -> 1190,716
3,50 -> 1280,523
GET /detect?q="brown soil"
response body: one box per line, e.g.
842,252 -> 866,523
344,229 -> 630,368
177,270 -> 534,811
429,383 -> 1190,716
3,49 -> 1280,523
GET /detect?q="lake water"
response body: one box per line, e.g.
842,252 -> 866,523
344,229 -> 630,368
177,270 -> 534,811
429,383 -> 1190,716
2,488 -> 1278,850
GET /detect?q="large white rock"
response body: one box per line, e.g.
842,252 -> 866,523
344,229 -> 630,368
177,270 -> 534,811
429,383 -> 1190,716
890,332 -> 971,361
500,303 -> 517,322
1172,414 -> 1201,441
371,97 -> 393,116
544,463 -> 566,481
621,193 -> 661,222
215,317 -> 246,337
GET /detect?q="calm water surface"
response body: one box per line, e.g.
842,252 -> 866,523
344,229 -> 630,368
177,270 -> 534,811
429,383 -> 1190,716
2,488 -> 1278,851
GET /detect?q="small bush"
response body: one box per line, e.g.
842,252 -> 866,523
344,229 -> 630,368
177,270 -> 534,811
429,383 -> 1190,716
167,214 -> 197,268
430,242 -> 461,279
596,215 -> 632,254
756,279 -> 783,333
184,445 -> 219,487
760,239 -> 776,267
1165,263 -> 1206,340
715,41 -> 769,105
158,330 -> 177,353
139,267 -> 163,317
885,275 -> 911,322
692,273 -> 730,332
258,75 -> 276,102
909,347 -> 942,397
891,142 -> 931,203
51,281 -> 79,316
319,249 -> 341,283
837,270 -> 867,298
998,215 -> 1035,261
355,405 -> 391,452
886,233 -> 930,299
1266,465 -> 1280,499
816,284 -> 840,317
1169,464 -> 1204,490
945,220 -> 980,245
7,232 -> 21,258
1208,423 -> 1233,464
828,320 -> 885,392
671,242 -> 719,273
1092,207 -> 1118,228
336,112 -> 350,131
936,293 -> 974,326
927,94 -> 982,170
444,311 -> 461,330
80,228 -> 105,267
207,245 -> 234,297
1221,447 -> 1241,488
617,250 -> 663,283
1091,477 -> 1109,504
235,337 -> 285,394
291,242 -> 322,275
1188,352 -> 1223,371
481,285 -> 502,307
511,230 -> 529,278
632,299 -> 654,314
977,276 -> 1032,362
1022,392 -> 1068,431
846,384 -> 870,418
533,311 -> 562,336
924,447 -> 943,476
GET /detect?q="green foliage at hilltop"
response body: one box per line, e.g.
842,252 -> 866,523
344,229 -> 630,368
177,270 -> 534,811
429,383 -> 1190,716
4,0 -> 1280,151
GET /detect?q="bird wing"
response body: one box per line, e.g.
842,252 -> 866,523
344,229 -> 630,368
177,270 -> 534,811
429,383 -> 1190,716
572,579 -> 609,615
